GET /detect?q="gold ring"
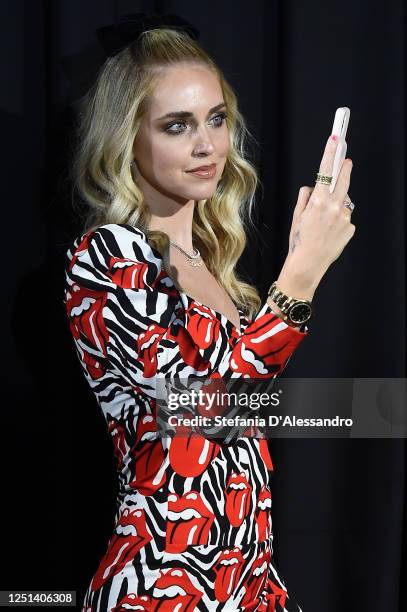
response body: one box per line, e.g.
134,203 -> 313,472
315,173 -> 333,185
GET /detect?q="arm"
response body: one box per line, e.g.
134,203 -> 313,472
265,253 -> 320,331
64,224 -> 309,441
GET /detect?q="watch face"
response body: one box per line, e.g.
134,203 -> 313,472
288,302 -> 312,324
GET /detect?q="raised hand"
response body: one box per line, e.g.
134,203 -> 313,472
279,134 -> 356,301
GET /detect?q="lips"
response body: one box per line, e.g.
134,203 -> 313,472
165,491 -> 215,553
258,577 -> 288,611
240,549 -> 270,609
255,484 -> 272,542
137,322 -> 168,378
91,508 -> 152,591
111,593 -> 151,611
225,472 -> 252,527
151,567 -> 204,610
165,321 -> 211,372
129,414 -> 167,496
214,547 -> 245,602
108,418 -> 127,470
186,301 -> 221,350
186,163 -> 216,178
110,257 -> 149,289
169,433 -> 220,477
196,374 -> 230,420
66,285 -> 108,380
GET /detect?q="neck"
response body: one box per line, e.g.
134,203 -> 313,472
138,179 -> 196,251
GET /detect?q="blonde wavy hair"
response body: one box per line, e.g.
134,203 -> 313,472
72,27 -> 263,319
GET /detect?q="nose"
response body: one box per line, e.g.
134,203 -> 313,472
192,126 -> 215,157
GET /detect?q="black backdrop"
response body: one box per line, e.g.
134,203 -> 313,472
2,1 -> 405,610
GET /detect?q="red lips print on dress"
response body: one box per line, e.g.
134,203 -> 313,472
111,593 -> 151,611
167,323 -> 211,372
225,472 -> 252,527
228,312 -> 298,378
137,324 -> 168,378
108,418 -> 127,470
129,414 -> 166,496
196,374 -> 230,420
213,547 -> 245,602
259,439 -> 274,472
67,232 -> 94,272
91,508 -> 152,591
255,485 -> 272,542
151,567 -> 203,610
240,548 -> 271,609
66,224 -> 309,609
66,284 -> 108,379
257,577 -> 288,611
165,491 -> 215,553
169,433 -> 220,477
185,301 -> 222,350
109,257 -> 149,289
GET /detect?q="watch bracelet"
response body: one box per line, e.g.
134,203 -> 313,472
268,282 -> 308,308
267,281 -> 314,322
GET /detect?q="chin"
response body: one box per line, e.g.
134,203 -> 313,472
192,188 -> 217,200
184,184 -> 219,201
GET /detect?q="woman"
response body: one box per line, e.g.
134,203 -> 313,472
64,14 -> 355,611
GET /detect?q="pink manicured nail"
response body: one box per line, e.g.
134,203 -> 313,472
330,134 -> 338,142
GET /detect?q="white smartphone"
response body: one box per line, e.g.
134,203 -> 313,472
329,107 -> 350,193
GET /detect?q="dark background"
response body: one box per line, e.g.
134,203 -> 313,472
2,1 -> 405,610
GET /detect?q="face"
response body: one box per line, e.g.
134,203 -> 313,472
132,63 -> 230,205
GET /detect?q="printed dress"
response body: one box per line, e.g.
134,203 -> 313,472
63,223 -> 308,611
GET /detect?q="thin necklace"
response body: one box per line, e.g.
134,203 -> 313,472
169,240 -> 203,267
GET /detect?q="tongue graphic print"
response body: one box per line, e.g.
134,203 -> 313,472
255,484 -> 272,542
165,491 -> 215,553
240,548 -> 271,608
151,567 -> 204,610
111,593 -> 151,611
214,547 -> 245,602
91,508 -> 152,591
169,433 -> 221,477
225,471 -> 252,527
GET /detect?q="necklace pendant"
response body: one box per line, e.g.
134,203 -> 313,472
169,240 -> 202,266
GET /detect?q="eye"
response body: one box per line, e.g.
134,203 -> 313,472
210,112 -> 228,127
165,121 -> 187,134
164,113 -> 227,134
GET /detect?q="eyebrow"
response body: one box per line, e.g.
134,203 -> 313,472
155,102 -> 227,122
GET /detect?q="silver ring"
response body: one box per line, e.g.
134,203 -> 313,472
344,200 -> 355,212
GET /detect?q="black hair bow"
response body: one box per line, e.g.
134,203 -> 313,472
95,13 -> 200,58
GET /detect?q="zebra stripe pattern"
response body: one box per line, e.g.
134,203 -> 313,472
64,223 -> 307,611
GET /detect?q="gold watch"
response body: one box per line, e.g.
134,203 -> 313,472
267,282 -> 313,325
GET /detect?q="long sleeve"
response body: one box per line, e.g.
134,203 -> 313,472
64,223 -> 308,441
